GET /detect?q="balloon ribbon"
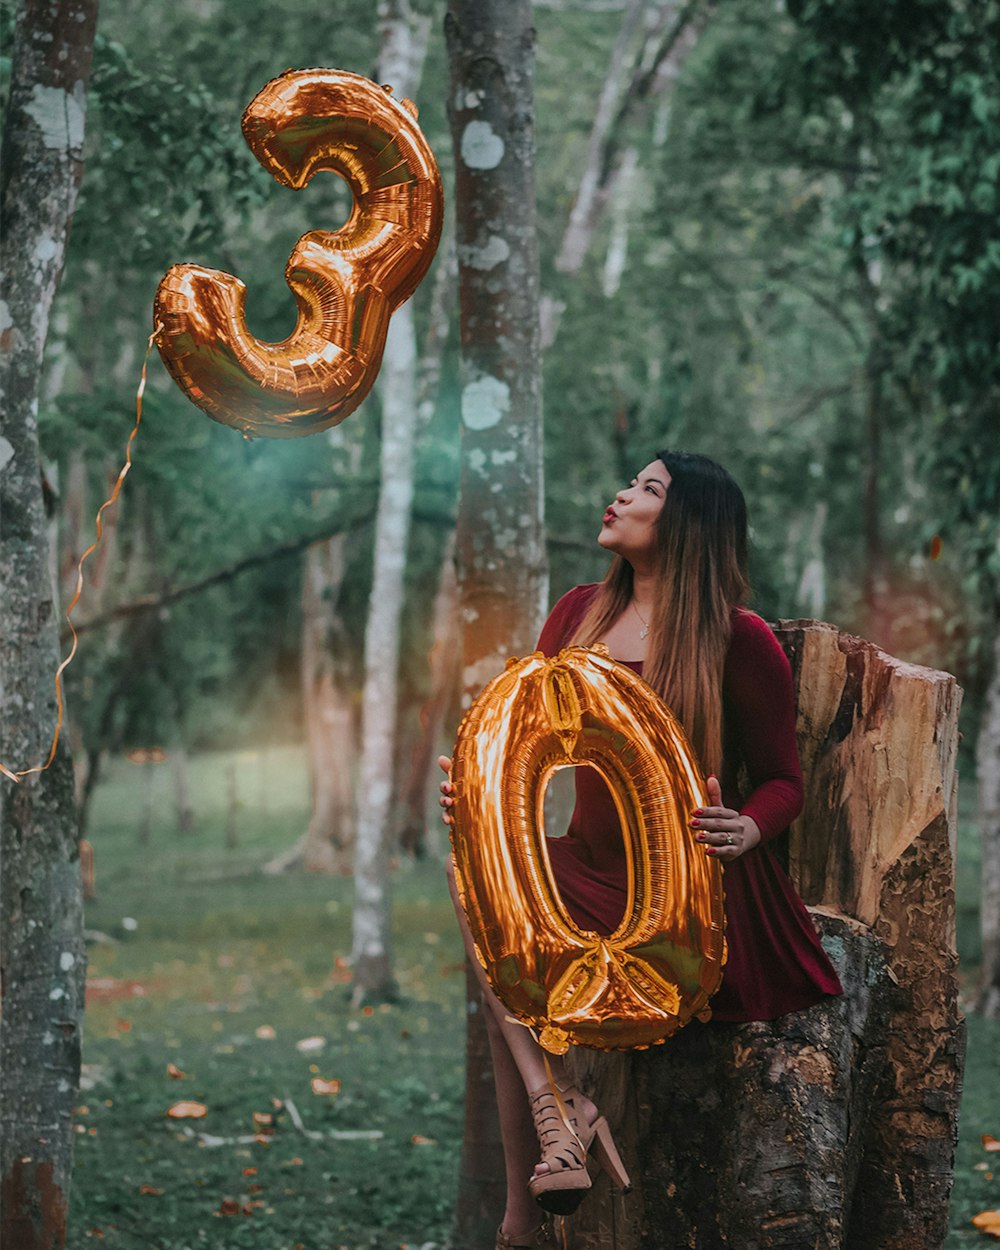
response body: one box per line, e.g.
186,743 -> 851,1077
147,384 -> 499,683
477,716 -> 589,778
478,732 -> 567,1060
1,326 -> 162,784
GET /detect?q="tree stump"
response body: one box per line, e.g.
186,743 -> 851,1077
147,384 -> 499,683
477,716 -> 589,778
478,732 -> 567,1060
564,620 -> 964,1250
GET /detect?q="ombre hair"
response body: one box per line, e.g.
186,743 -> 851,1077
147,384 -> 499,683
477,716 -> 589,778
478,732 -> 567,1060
572,451 -> 750,775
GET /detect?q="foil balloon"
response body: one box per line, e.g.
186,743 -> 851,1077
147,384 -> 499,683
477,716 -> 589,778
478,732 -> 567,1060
153,68 -> 444,439
450,645 -> 726,1052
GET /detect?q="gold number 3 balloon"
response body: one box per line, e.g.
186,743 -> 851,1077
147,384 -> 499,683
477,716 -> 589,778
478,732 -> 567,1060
153,68 -> 444,439
450,646 -> 726,1052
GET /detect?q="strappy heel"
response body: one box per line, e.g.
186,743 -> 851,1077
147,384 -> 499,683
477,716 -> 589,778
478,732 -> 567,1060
495,1220 -> 559,1249
527,1082 -> 632,1215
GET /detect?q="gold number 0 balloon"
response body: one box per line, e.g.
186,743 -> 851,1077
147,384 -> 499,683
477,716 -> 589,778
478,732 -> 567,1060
450,646 -> 726,1052
153,68 -> 444,439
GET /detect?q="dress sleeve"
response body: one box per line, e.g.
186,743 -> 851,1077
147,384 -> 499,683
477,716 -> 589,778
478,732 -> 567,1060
723,612 -> 804,843
536,584 -> 599,657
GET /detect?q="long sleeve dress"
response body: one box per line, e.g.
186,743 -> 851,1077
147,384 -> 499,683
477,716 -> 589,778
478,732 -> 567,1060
537,584 -> 842,1023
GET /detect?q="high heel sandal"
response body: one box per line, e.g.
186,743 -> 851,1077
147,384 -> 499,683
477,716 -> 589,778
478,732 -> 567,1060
526,1082 -> 632,1215
495,1220 -> 559,1249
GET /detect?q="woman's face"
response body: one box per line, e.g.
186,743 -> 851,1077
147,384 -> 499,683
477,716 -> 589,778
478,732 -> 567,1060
598,460 -> 671,565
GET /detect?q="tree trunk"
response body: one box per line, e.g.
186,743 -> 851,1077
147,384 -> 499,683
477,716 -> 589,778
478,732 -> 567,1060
266,533 -> 357,875
0,2 -> 99,1247
396,529 -> 461,859
540,0 -> 712,349
173,746 -> 196,834
976,606 -> 1000,1017
562,621 -> 963,1250
225,756 -> 239,850
446,2 -> 547,1243
350,0 -> 432,1003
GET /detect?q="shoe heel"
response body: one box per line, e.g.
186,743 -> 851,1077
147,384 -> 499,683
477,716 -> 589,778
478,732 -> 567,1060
590,1118 -> 632,1192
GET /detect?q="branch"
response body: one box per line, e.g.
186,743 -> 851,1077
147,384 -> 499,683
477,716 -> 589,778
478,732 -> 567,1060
64,504 -> 455,641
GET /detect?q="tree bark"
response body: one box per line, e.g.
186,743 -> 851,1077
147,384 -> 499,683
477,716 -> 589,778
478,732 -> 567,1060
396,529 -> 461,859
540,0 -> 712,349
446,2 -> 548,1243
266,531 -> 357,875
560,622 -> 963,1250
350,0 -> 432,1002
976,606 -> 1000,1017
0,2 -> 99,1247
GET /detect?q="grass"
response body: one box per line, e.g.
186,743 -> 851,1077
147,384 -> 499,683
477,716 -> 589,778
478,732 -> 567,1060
70,748 -> 999,1248
71,747 -> 465,1250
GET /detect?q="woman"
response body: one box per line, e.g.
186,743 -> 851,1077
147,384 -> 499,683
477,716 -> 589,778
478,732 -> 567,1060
440,450 -> 842,1250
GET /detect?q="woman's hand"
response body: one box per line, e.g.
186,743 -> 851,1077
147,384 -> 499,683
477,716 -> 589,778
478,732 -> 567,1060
438,754 -> 455,827
690,775 -> 761,861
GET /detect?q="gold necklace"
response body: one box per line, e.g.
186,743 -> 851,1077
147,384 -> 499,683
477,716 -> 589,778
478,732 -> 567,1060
631,600 -> 649,640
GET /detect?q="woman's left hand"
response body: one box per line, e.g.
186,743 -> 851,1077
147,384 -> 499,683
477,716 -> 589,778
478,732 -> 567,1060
690,775 -> 761,861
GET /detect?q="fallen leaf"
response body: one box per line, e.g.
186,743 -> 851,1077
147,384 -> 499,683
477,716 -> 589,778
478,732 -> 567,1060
166,1063 -> 186,1079
138,1185 -> 163,1196
984,1136 -> 1000,1152
242,1168 -> 257,1177
295,1036 -> 326,1053
410,1135 -> 436,1146
311,1078 -> 341,1096
217,1199 -> 241,1217
252,1112 -> 273,1127
255,1025 -> 276,1040
973,1210 -> 1000,1238
167,1101 -> 208,1120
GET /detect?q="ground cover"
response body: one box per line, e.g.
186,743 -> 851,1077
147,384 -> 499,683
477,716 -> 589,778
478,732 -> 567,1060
69,747 -> 998,1248
71,747 -> 465,1250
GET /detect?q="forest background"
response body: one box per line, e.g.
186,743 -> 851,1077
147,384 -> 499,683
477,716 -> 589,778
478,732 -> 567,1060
1,0 -> 999,1246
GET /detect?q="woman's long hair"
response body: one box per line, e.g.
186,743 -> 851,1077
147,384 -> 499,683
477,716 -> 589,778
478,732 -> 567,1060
572,451 -> 750,775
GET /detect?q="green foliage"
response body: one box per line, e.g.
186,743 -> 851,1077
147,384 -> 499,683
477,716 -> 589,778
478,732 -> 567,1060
33,0 -> 1000,755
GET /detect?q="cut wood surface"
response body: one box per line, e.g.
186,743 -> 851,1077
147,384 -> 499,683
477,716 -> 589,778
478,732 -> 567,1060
561,620 -> 964,1250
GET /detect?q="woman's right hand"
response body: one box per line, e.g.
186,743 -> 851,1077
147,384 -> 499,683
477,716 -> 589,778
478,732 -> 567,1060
438,754 -> 454,826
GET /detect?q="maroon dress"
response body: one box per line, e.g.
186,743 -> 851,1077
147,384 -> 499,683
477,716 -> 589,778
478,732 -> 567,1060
537,584 -> 842,1023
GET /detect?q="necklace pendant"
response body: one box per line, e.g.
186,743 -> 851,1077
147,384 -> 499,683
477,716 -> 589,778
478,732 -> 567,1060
640,625 -> 648,640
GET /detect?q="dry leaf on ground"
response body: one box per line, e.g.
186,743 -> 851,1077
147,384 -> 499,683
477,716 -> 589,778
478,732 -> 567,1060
166,1101 -> 207,1119
973,1210 -> 1000,1238
310,1078 -> 341,1096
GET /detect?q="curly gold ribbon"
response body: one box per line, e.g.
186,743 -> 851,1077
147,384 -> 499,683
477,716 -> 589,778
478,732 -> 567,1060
1,326 -> 161,784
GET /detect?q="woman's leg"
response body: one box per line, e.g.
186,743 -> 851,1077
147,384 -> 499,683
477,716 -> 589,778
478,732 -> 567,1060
446,860 -> 597,1235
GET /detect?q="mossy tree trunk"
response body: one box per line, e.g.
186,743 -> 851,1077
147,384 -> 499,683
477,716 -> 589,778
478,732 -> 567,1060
445,1 -> 547,1243
0,1 -> 99,1246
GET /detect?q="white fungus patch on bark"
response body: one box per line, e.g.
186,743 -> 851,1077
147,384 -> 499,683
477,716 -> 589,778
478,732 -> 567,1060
461,375 -> 510,431
25,81 -> 86,151
490,449 -> 517,466
460,120 -> 505,170
35,236 -> 59,266
60,952 -> 76,971
459,235 -> 510,271
468,447 -> 488,474
0,437 -> 14,475
462,651 -> 510,707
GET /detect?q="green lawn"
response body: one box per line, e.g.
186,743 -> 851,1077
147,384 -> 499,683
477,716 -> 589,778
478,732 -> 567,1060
72,747 -> 465,1250
69,748 -> 999,1248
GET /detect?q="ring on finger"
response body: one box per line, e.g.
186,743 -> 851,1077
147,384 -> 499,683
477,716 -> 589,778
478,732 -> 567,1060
725,832 -> 735,846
